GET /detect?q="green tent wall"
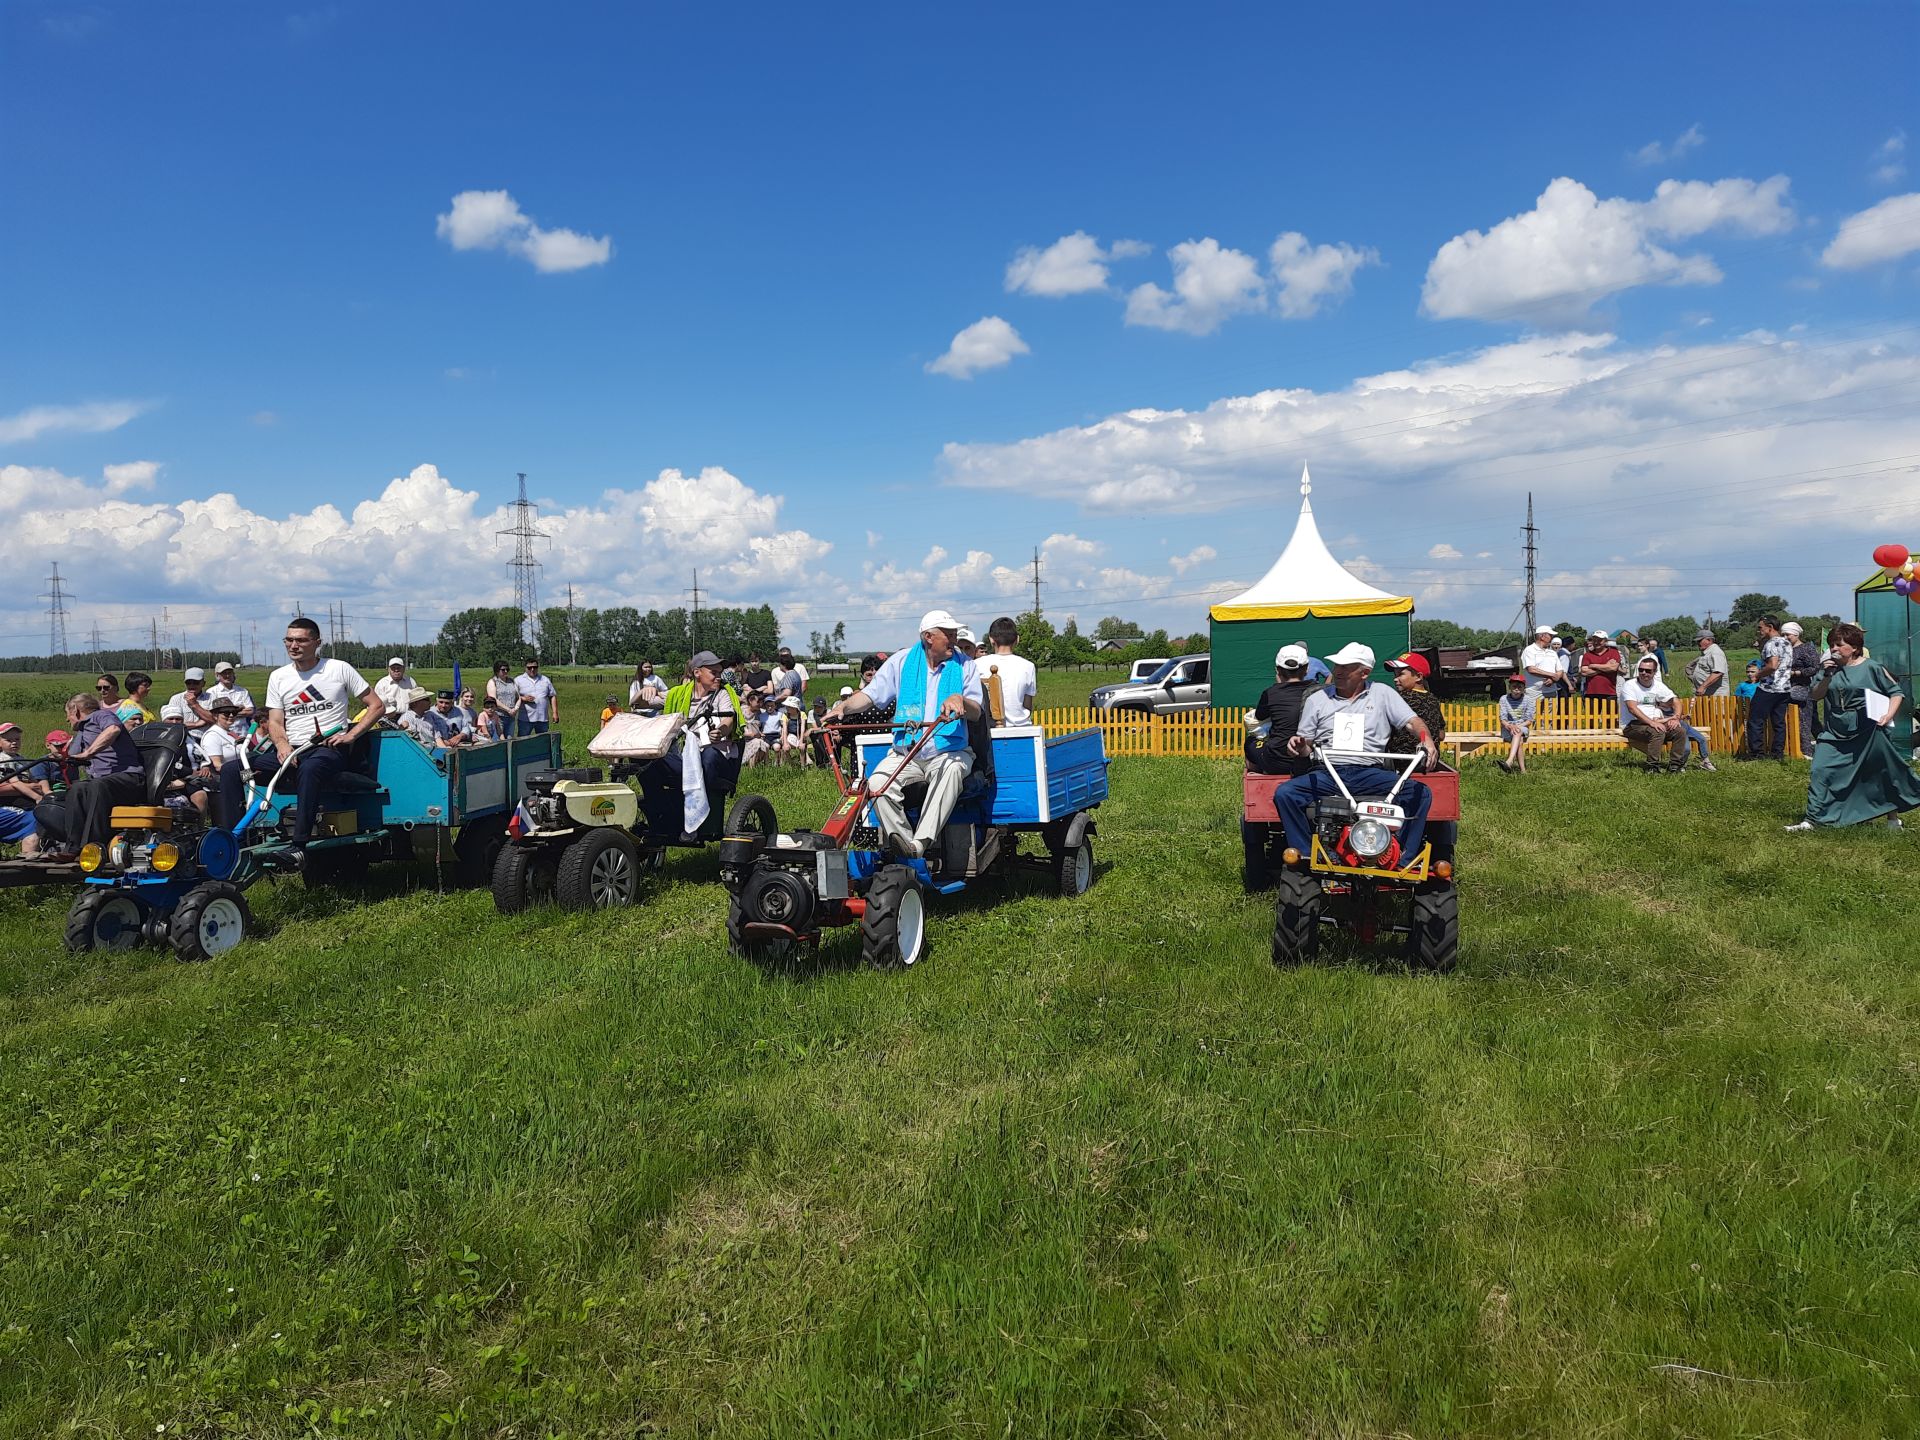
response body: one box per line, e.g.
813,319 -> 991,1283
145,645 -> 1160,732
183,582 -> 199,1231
1857,557 -> 1918,752
1210,611 -> 1413,710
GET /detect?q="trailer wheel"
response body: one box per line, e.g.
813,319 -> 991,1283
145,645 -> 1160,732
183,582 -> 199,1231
1272,867 -> 1322,968
168,882 -> 252,962
725,793 -> 778,838
492,841 -> 560,914
65,889 -> 146,954
1405,880 -> 1459,973
555,828 -> 641,910
1056,837 -> 1094,897
453,814 -> 509,889
860,864 -> 926,970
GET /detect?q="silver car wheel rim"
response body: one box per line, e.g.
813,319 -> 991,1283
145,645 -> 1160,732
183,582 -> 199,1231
591,847 -> 634,905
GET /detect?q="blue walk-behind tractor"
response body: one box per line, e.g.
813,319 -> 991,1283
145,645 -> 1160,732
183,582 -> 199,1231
719,718 -> 1109,970
64,720 -> 559,962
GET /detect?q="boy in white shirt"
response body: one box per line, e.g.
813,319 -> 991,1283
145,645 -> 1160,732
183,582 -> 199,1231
982,616 -> 1038,726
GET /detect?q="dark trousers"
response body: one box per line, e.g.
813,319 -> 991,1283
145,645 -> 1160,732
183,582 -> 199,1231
522,718 -> 549,736
74,772 -> 151,848
1275,768 -> 1432,869
32,796 -> 75,852
215,752 -> 281,832
215,745 -> 346,844
640,747 -> 741,837
1747,690 -> 1790,758
1790,689 -> 1817,755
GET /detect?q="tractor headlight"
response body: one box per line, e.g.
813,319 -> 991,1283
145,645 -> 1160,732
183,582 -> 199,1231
150,842 -> 180,873
1347,818 -> 1392,860
78,843 -> 103,873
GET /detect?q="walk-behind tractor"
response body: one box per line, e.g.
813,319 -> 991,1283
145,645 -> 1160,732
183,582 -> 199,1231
720,720 -> 1109,970
1244,746 -> 1460,971
66,724 -> 559,961
490,712 -> 779,912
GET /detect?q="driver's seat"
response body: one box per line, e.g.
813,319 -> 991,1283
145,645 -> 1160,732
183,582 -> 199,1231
129,720 -> 193,804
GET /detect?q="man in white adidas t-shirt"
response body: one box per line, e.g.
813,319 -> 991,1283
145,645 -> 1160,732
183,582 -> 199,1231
981,615 -> 1038,726
232,616 -> 387,852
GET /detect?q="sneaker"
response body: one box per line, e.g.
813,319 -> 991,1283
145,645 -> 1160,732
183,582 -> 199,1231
1783,820 -> 1815,833
1889,816 -> 1905,832
1644,762 -> 1663,773
1668,760 -> 1686,773
1698,759 -> 1718,772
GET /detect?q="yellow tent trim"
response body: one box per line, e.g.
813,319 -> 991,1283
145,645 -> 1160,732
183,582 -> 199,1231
1210,595 -> 1415,621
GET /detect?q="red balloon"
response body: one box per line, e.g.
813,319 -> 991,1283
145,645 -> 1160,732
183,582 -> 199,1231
1874,543 -> 1911,568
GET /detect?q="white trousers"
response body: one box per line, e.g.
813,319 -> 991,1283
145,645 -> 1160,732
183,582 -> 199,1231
867,748 -> 974,845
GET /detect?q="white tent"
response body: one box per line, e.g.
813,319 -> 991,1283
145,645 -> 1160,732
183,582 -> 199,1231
1209,467 -> 1412,620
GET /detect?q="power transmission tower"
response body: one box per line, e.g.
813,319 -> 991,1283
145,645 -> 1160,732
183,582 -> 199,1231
496,472 -> 548,648
1031,546 -> 1044,618
150,618 -> 160,670
42,562 -> 72,658
89,622 -> 103,659
687,571 -> 703,653
251,621 -> 259,667
1522,493 -> 1539,636
564,584 -> 580,666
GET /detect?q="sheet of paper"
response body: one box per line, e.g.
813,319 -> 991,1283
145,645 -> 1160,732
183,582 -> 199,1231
1864,688 -> 1892,723
1331,711 -> 1366,751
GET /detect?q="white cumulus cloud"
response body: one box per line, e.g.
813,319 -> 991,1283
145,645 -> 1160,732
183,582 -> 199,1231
1630,123 -> 1705,167
1421,175 -> 1795,322
1004,231 -> 1150,296
1125,238 -> 1267,335
435,189 -> 612,274
0,400 -> 151,445
1821,192 -> 1920,269
1872,130 -> 1908,187
1268,232 -> 1379,318
926,316 -> 1030,379
1427,542 -> 1463,560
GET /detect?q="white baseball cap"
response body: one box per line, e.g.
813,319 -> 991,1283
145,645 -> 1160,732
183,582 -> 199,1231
1274,643 -> 1309,670
839,685 -> 854,698
956,625 -> 977,645
1589,629 -> 1611,640
919,609 -> 960,634
215,660 -> 236,673
1534,624 -> 1554,635
1325,642 -> 1375,668
388,656 -> 406,667
183,666 -> 205,681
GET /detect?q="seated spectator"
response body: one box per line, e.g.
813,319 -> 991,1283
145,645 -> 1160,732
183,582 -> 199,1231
1621,654 -> 1689,772
455,688 -> 479,731
1735,660 -> 1761,700
740,691 -> 776,767
771,648 -> 808,704
806,696 -> 832,768
67,694 -> 147,849
1385,652 -> 1447,757
374,657 -> 418,714
775,695 -> 807,760
398,687 -> 440,746
629,660 -> 668,713
474,699 -> 509,742
423,691 -> 473,746
1496,673 -> 1536,774
161,667 -> 216,734
0,721 -> 48,857
116,671 -> 157,725
207,661 -> 255,715
983,616 -> 1037,725
1663,696 -> 1716,772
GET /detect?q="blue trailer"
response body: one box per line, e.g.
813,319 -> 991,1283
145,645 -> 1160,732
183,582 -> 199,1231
65,723 -> 560,961
719,723 -> 1110,969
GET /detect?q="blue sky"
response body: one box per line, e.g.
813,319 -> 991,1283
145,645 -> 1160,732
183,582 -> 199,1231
4,0 -> 1918,657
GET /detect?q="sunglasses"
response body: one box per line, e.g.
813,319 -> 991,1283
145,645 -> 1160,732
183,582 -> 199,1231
94,683 -> 114,691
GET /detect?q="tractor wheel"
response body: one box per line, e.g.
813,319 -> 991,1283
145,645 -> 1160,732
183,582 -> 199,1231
1056,836 -> 1094,897
555,828 -> 642,910
725,793 -> 778,838
728,893 -> 797,967
454,814 -> 509,889
860,864 -> 927,971
64,889 -> 147,954
1271,867 -> 1323,968
1405,880 -> 1459,974
301,845 -> 371,889
168,882 -> 252,963
492,841 -> 561,914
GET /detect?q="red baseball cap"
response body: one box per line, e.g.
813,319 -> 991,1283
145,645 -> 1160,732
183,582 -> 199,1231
45,728 -> 71,745
1385,652 -> 1431,679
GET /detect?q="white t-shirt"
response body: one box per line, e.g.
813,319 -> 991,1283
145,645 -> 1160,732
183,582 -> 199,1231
266,658 -> 371,745
161,689 -> 212,730
1520,643 -> 1559,693
1620,674 -> 1676,721
520,674 -> 557,722
207,680 -> 255,713
374,674 -> 416,712
629,675 -> 667,707
200,724 -> 242,767
982,651 -> 1038,725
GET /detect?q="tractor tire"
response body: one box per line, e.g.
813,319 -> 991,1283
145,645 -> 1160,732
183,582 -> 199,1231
1271,867 -> 1323,968
860,863 -> 927,971
64,889 -> 147,954
725,793 -> 778,838
1405,880 -> 1459,974
168,882 -> 252,963
1056,836 -> 1094,897
555,828 -> 642,910
492,841 -> 561,914
454,814 -> 509,889
301,845 -> 371,889
728,893 -> 797,967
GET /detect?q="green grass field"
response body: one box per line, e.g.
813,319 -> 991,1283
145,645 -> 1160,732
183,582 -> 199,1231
3,669 -> 1918,1436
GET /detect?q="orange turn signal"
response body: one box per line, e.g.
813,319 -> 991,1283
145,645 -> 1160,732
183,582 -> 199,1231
1281,847 -> 1301,866
1433,860 -> 1453,880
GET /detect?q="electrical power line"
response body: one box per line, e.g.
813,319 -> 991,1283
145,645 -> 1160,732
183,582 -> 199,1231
496,472 -> 548,647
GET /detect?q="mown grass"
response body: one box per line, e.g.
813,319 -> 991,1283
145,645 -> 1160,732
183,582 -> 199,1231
1,670 -> 1918,1436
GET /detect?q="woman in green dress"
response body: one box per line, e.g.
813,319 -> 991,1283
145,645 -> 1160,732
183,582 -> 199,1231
1786,621 -> 1920,831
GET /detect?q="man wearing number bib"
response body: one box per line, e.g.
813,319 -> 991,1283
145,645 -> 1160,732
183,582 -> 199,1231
1277,643 -> 1439,869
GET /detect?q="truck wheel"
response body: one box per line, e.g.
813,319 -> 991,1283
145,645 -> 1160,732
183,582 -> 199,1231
168,882 -> 252,962
1056,837 -> 1094,897
1272,868 -> 1322,968
453,814 -> 509,889
1405,880 -> 1459,973
555,828 -> 641,910
65,889 -> 146,953
860,864 -> 926,970
725,793 -> 778,838
492,841 -> 560,914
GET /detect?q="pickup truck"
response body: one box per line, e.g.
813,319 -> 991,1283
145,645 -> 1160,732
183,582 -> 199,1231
1088,654 -> 1213,715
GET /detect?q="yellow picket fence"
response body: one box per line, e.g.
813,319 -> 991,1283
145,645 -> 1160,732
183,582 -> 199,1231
1032,694 -> 1808,761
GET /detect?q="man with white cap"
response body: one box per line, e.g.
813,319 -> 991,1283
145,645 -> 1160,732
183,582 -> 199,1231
160,667 -> 216,734
1577,630 -> 1623,700
1276,642 -> 1439,871
374,656 -> 417,715
826,609 -> 983,860
206,661 -> 255,716
1520,625 -> 1561,699
1241,643 -> 1315,890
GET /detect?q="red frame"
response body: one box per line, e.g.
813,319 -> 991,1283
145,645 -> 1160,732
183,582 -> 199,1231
1242,766 -> 1461,824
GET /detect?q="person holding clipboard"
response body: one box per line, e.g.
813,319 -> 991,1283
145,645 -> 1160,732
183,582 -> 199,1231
1786,621 -> 1920,831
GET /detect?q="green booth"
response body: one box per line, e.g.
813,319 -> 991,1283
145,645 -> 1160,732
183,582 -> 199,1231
1209,469 -> 1414,711
1857,554 -> 1918,753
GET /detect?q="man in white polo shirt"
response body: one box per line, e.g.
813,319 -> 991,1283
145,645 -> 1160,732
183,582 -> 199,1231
373,657 -> 417,714
206,661 -> 255,717
1519,625 -> 1561,700
518,657 -> 558,735
160,667 -> 216,735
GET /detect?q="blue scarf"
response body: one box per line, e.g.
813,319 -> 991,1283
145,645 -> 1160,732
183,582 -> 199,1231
891,643 -> 968,754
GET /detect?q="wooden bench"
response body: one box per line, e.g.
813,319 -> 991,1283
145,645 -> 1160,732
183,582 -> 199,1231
1448,727 -> 1654,764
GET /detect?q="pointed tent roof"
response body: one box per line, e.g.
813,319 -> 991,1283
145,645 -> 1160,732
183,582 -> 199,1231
1209,466 -> 1414,621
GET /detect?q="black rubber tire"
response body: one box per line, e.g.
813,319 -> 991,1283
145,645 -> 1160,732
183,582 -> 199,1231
725,793 -> 778,838
454,814 -> 509,889
491,841 -> 561,914
1405,880 -> 1459,973
727,894 -> 797,966
301,845 -> 372,889
1272,867 -> 1323,968
555,828 -> 642,910
860,863 -> 927,971
1056,837 -> 1094,897
168,881 -> 252,963
64,888 -> 147,954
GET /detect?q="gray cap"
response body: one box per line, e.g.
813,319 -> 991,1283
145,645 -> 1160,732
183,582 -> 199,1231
1696,628 -> 1715,641
183,666 -> 205,681
689,650 -> 721,671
